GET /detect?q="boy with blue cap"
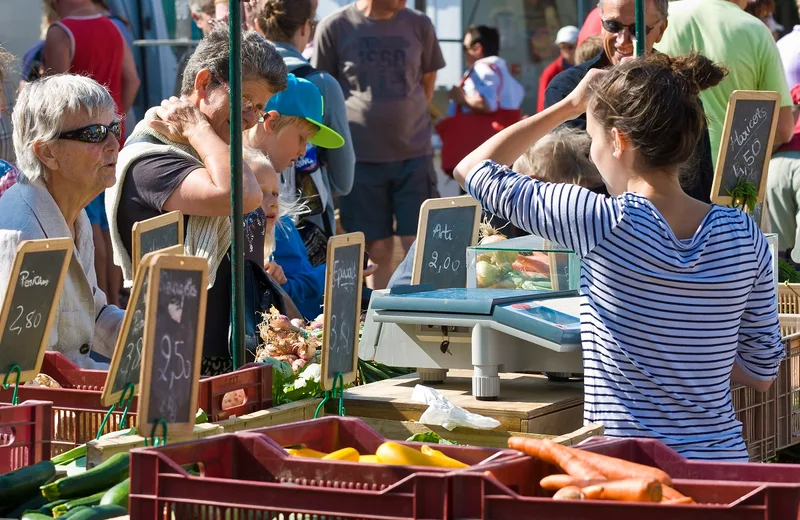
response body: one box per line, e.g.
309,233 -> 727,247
244,73 -> 359,320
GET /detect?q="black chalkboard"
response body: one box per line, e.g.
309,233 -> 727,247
131,211 -> 183,277
713,92 -> 780,206
321,233 -> 364,390
413,198 -> 480,290
141,221 -> 180,258
139,255 -> 207,435
0,239 -> 72,381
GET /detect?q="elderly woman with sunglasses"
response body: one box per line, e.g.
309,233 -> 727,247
108,25 -> 289,376
0,74 -> 125,368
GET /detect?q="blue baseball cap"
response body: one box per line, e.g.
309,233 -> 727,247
265,73 -> 345,149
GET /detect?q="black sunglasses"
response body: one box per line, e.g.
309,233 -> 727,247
602,19 -> 661,36
57,122 -> 122,143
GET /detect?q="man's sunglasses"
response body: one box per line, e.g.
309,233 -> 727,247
57,122 -> 122,143
602,19 -> 661,36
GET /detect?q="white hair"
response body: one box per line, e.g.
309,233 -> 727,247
12,74 -> 117,184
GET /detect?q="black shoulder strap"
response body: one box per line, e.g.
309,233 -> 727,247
291,64 -> 317,79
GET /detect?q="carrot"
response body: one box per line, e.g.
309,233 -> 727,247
553,486 -> 585,500
540,474 -> 607,491
581,479 -> 662,502
508,438 -> 605,479
662,485 -> 694,503
569,448 -> 672,486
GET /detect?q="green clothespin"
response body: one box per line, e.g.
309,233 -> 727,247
314,372 -> 346,418
2,365 -> 21,405
147,418 -> 168,447
117,382 -> 135,430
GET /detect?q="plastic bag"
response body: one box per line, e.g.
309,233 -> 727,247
411,384 -> 501,431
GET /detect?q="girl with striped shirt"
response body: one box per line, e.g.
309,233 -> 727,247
453,53 -> 784,461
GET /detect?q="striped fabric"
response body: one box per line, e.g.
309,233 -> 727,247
466,160 -> 784,461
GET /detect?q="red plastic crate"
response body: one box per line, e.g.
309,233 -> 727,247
0,400 -> 52,473
0,352 -> 272,454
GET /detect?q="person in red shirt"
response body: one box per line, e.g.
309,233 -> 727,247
537,26 -> 578,113
577,7 -> 603,45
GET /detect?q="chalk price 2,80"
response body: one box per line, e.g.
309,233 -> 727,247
156,335 -> 191,390
428,251 -> 461,274
8,305 -> 42,336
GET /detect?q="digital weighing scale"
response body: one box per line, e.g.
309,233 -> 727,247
358,287 -> 583,400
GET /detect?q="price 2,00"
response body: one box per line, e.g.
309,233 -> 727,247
156,335 -> 191,390
428,251 -> 461,275
8,305 -> 42,336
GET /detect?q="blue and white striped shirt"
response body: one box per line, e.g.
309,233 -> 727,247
466,161 -> 784,461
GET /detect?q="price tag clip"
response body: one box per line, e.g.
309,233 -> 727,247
2,364 -> 21,405
314,372 -> 346,418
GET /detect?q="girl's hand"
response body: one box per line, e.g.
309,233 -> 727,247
266,261 -> 287,285
564,68 -> 608,118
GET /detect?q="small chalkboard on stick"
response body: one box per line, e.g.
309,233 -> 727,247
101,245 -> 183,407
0,239 -> 73,382
138,254 -> 208,437
711,90 -> 781,209
320,232 -> 364,391
412,196 -> 481,289
131,211 -> 184,277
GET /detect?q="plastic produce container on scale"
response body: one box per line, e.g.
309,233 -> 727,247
467,234 -> 580,291
0,400 -> 52,473
0,352 -> 272,454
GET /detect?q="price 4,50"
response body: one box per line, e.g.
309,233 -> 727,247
157,335 -> 191,390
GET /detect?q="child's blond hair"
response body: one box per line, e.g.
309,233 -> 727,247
269,114 -> 319,137
512,127 -> 603,189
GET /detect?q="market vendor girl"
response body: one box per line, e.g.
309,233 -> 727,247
453,53 -> 784,462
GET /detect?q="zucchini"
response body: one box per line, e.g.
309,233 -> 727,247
40,498 -> 70,515
41,453 -> 129,500
67,505 -> 128,520
53,490 -> 108,517
99,477 -> 129,508
58,506 -> 89,518
196,408 -> 209,424
6,494 -> 49,518
21,513 -> 53,520
52,444 -> 87,466
0,460 -> 56,505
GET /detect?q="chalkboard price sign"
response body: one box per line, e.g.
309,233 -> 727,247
0,239 -> 73,382
138,254 -> 208,436
131,211 -> 184,278
101,246 -> 183,407
711,91 -> 781,208
412,196 -> 481,289
320,233 -> 364,390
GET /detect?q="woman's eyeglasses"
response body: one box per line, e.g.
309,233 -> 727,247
212,74 -> 260,113
57,122 -> 122,143
601,19 -> 661,36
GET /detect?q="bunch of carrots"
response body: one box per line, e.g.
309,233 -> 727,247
508,438 -> 694,505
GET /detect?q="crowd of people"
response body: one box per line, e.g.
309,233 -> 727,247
0,0 -> 799,461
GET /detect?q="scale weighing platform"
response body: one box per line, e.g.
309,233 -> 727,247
358,287 -> 583,400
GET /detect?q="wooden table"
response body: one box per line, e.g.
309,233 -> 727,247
338,370 -> 585,434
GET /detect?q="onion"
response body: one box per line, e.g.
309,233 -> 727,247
476,261 -> 501,287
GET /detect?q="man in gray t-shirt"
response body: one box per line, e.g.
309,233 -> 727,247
313,0 -> 445,289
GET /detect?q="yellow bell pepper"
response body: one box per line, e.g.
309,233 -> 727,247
322,447 -> 360,462
420,445 -> 468,468
286,448 -> 327,458
376,442 -> 439,467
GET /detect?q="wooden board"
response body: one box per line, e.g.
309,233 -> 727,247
101,246 -> 182,407
131,211 -> 184,277
0,239 -> 73,382
218,399 -> 321,433
340,371 -> 584,433
320,233 -> 364,390
359,416 -> 603,449
412,196 -> 481,289
711,90 -> 781,209
138,254 -> 208,437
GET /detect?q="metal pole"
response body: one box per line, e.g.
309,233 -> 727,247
229,1 -> 245,370
634,0 -> 646,57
